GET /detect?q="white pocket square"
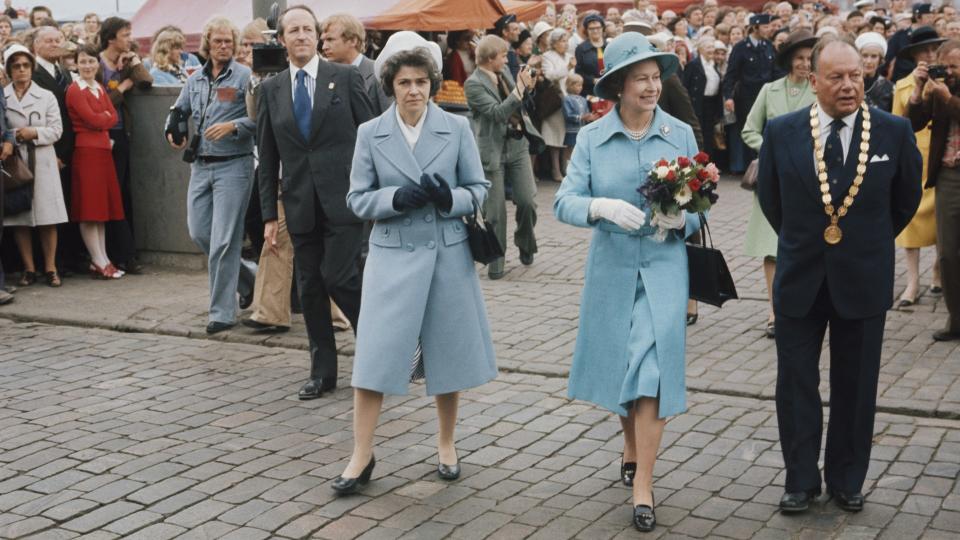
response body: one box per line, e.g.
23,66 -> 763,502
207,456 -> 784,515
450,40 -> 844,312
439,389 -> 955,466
869,154 -> 890,163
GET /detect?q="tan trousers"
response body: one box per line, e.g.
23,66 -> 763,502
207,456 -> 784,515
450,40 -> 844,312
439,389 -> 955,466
250,202 -> 294,326
249,202 -> 352,330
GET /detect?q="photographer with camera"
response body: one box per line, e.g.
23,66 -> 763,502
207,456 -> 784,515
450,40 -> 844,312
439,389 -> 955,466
167,16 -> 257,335
905,38 -> 960,342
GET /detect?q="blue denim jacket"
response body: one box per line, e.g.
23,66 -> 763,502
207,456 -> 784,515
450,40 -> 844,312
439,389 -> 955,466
172,59 -> 255,156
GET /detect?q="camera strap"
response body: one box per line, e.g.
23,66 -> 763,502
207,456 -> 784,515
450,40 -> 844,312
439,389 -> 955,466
196,77 -> 217,134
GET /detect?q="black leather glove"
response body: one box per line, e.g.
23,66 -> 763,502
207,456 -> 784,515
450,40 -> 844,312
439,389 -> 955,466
420,173 -> 453,213
392,184 -> 430,211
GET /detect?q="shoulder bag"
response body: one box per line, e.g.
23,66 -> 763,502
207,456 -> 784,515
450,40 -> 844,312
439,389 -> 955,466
2,151 -> 34,192
687,213 -> 738,307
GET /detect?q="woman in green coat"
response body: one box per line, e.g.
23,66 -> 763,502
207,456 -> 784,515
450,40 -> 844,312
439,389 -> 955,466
741,29 -> 817,338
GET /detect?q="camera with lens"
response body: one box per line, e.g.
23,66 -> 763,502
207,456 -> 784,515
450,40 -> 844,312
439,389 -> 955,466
928,64 -> 948,81
252,3 -> 287,75
182,134 -> 201,164
164,105 -> 189,146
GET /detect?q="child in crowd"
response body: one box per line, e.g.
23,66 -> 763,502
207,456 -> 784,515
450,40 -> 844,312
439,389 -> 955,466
562,73 -> 596,174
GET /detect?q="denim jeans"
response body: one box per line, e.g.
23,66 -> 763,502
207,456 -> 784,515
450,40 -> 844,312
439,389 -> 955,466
187,155 -> 256,323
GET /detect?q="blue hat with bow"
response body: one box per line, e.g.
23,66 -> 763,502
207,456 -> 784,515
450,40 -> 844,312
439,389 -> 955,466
592,32 -> 679,101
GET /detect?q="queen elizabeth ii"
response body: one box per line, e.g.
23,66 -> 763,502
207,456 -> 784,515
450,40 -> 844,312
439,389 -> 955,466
554,32 -> 702,533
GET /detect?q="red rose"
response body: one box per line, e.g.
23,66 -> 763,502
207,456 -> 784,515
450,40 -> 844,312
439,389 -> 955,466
694,151 -> 710,165
697,168 -> 710,181
677,156 -> 691,168
666,170 -> 676,181
657,159 -> 670,167
689,178 -> 702,191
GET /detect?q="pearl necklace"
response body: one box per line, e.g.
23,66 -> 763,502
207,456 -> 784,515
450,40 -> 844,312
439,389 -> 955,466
625,118 -> 653,141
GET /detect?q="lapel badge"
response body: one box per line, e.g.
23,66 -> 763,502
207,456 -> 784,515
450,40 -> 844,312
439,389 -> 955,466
328,82 -> 335,90
660,124 -> 670,136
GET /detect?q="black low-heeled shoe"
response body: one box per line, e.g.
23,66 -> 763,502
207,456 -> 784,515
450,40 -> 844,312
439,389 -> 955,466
331,455 -> 375,495
621,460 -> 636,486
438,461 -> 461,481
633,496 -> 656,532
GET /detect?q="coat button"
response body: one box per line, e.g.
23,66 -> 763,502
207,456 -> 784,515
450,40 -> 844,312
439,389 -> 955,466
403,218 -> 412,226
382,227 -> 389,235
406,243 -> 414,252
454,223 -> 462,231
426,241 -> 436,249
424,214 -> 433,222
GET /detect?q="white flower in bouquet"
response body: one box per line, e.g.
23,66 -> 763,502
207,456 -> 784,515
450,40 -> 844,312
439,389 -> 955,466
674,183 -> 692,205
656,165 -> 670,179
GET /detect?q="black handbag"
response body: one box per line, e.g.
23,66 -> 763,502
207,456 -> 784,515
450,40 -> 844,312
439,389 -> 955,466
3,183 -> 33,215
464,193 -> 504,265
687,213 -> 738,307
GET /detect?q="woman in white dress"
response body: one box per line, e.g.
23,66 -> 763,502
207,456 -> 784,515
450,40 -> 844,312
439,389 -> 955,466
541,28 -> 575,181
2,44 -> 67,287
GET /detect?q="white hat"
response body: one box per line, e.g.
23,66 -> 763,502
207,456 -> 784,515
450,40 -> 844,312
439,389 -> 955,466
855,31 -> 888,57
714,39 -> 727,50
373,31 -> 443,80
646,32 -> 674,51
623,20 -> 654,36
853,0 -> 875,8
531,21 -> 554,43
3,43 -> 33,65
894,11 -> 912,23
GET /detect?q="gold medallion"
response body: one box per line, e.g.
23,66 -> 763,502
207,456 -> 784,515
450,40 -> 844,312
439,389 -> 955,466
824,224 -> 842,244
810,102 -> 871,246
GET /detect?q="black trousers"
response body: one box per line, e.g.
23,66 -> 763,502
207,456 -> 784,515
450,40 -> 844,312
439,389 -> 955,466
288,205 -> 363,380
775,280 -> 885,494
106,129 -> 137,266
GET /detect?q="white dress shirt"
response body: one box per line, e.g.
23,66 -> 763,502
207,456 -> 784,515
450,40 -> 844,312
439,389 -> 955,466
702,59 -> 720,97
289,55 -> 319,104
77,78 -> 101,97
816,105 -> 858,163
396,105 -> 427,151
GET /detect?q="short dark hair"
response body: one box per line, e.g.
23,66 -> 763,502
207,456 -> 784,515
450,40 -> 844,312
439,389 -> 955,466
277,4 -> 321,39
379,48 -> 441,98
29,6 -> 51,25
98,17 -> 131,52
811,36 -> 857,73
71,43 -> 104,82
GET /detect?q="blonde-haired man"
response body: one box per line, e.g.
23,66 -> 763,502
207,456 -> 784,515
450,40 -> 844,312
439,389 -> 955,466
168,15 -> 258,335
321,13 -> 390,115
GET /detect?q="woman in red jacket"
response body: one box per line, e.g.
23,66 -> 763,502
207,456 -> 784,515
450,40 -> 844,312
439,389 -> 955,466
66,44 -> 124,279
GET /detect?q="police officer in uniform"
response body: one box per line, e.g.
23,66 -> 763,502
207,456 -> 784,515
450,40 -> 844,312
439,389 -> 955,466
722,13 -> 776,174
886,3 -> 937,84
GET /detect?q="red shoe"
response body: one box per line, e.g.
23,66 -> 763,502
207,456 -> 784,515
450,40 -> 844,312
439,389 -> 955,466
91,263 -> 123,279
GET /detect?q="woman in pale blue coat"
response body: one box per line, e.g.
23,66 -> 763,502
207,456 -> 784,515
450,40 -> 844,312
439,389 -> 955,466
332,35 -> 496,496
554,32 -> 701,533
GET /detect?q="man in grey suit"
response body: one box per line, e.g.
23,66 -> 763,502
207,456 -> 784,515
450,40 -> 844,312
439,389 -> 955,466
320,13 -> 391,116
258,5 -> 375,399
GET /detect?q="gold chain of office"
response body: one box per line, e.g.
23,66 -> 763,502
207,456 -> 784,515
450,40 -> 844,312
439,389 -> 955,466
809,101 -> 870,245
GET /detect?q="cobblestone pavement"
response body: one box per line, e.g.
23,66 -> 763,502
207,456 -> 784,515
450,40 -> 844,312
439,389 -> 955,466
1,321 -> 959,540
2,179 -> 957,418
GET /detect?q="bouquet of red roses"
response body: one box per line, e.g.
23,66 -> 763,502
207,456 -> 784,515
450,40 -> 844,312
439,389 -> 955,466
638,151 -> 720,240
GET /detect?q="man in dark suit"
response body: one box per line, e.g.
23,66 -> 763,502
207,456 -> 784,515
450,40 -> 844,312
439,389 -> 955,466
320,13 -> 391,116
758,40 -> 922,514
682,38 -> 721,157
32,25 -> 82,273
723,14 -> 775,173
258,5 -> 374,399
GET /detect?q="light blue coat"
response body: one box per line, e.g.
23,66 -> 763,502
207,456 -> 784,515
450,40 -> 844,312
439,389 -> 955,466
347,102 -> 497,396
554,106 -> 702,418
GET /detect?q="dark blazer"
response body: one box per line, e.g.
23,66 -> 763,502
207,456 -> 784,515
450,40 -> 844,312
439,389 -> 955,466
356,55 -> 392,116
722,37 -> 774,114
257,59 -> 375,234
674,64 -> 711,149
905,90 -> 960,188
757,106 -> 922,319
574,40 -> 603,97
32,62 -> 73,161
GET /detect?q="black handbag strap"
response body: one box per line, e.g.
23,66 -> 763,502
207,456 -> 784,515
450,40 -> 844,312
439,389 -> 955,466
466,189 -> 489,227
696,212 -> 715,249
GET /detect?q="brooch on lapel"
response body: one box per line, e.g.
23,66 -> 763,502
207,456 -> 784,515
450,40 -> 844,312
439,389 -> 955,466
328,82 -> 335,90
660,124 -> 670,136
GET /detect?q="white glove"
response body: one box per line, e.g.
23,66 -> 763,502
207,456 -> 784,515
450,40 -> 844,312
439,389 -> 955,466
652,211 -> 686,230
589,198 -> 647,231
